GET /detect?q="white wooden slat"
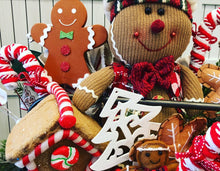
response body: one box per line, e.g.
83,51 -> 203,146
12,0 -> 28,46
0,30 -> 2,47
82,0 -> 92,26
92,0 -> 105,26
201,0 -> 220,5
54,0 -> 59,5
104,15 -> 111,32
0,104 -> 10,140
39,0 -> 53,24
7,96 -> 21,132
26,0 -> 42,52
0,0 -> 15,45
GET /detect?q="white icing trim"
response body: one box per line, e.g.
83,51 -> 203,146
59,19 -> 77,27
182,0 -> 186,11
39,24 -> 52,47
110,19 -> 128,65
137,147 -> 169,152
78,85 -> 99,100
87,26 -> 95,50
72,73 -> 90,88
184,98 -> 204,102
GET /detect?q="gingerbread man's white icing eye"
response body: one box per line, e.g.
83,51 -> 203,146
71,8 -> 76,14
58,8 -> 63,14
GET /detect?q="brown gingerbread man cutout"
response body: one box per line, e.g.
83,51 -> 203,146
198,64 -> 220,118
31,0 -> 107,87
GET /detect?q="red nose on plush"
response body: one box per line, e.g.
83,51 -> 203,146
151,19 -> 165,34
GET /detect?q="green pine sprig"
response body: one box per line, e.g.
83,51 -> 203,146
0,140 -> 26,171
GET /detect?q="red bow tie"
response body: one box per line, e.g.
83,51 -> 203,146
129,56 -> 175,97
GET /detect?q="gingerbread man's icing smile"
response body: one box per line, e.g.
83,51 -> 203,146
31,0 -> 107,86
59,18 -> 77,26
57,7 -> 77,26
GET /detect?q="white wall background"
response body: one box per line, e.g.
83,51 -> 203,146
0,0 -> 220,141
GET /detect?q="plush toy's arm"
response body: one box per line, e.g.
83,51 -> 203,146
31,23 -> 51,47
90,25 -> 108,48
72,66 -> 114,112
180,64 -> 203,101
180,64 -> 204,116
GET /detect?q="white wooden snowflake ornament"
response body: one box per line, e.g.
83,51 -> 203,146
91,88 -> 162,170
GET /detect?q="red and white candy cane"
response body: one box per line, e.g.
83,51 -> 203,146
15,129 -> 102,171
0,44 -> 50,94
47,82 -> 76,128
0,44 -> 75,128
190,7 -> 220,74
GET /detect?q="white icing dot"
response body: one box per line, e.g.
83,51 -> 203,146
58,8 -> 63,14
72,8 -> 76,14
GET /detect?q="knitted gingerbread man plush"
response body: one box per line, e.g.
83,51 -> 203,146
72,0 -> 203,122
31,0 -> 107,87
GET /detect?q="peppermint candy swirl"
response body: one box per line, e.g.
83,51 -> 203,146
51,146 -> 79,170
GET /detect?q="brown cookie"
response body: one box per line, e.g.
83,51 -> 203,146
158,114 -> 207,157
198,64 -> 220,118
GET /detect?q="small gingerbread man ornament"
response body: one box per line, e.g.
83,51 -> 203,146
121,139 -> 178,171
31,0 -> 107,87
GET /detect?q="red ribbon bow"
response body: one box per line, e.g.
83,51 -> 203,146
129,56 -> 175,97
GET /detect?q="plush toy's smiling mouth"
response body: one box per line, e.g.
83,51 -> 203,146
59,19 -> 77,26
134,32 -> 176,52
150,159 -> 160,164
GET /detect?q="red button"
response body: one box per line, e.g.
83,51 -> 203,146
60,62 -> 70,72
61,45 -> 71,56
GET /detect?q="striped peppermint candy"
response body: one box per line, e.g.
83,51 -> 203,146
51,146 -> 79,170
190,7 -> 220,74
15,129 -> 101,171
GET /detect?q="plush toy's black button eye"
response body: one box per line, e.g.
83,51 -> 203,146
158,151 -> 163,155
145,153 -> 150,157
145,7 -> 152,15
157,8 -> 165,15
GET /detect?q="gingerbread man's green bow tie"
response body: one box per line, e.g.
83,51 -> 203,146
60,31 -> 74,40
